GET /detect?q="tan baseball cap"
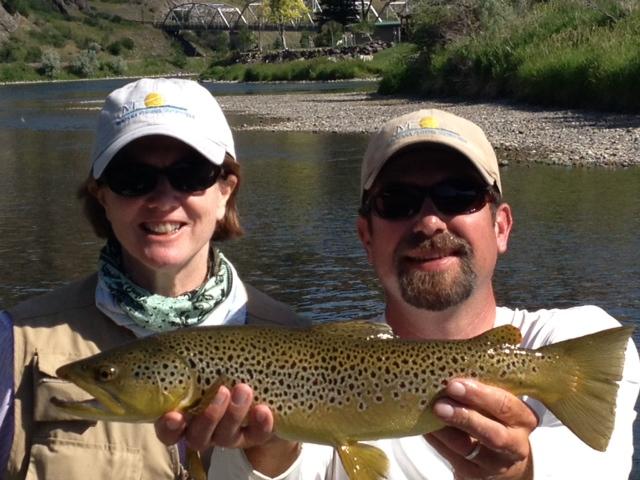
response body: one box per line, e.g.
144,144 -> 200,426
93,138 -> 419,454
360,109 -> 501,197
91,78 -> 236,178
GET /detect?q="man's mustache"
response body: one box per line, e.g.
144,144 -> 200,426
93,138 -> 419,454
399,232 -> 472,257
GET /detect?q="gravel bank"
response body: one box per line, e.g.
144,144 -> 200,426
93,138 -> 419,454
218,92 -> 640,167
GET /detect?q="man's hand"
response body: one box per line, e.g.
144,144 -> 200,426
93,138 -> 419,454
154,383 -> 273,450
425,379 -> 538,480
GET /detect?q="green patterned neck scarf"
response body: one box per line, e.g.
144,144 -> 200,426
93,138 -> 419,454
98,240 -> 232,333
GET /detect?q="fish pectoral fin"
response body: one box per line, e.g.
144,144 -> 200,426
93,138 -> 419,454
186,448 -> 207,480
188,375 -> 230,416
337,442 -> 389,480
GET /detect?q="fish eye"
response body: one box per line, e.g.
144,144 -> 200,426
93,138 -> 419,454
96,365 -> 118,382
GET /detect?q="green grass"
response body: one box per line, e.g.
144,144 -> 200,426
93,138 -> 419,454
200,43 -> 417,82
382,0 -> 640,111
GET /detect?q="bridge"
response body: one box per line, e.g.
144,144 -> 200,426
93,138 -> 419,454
158,0 -> 409,32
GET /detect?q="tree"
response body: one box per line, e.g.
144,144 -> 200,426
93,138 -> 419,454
264,0 -> 309,49
231,25 -> 256,52
317,0 -> 359,28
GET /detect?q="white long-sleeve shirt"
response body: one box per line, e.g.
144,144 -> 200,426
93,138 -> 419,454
208,305 -> 640,479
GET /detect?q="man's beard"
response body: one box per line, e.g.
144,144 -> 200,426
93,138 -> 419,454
395,232 -> 476,311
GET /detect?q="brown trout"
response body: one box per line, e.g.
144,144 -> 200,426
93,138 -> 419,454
52,321 -> 632,480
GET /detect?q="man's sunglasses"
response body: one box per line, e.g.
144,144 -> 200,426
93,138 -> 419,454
361,179 -> 494,220
101,157 -> 224,197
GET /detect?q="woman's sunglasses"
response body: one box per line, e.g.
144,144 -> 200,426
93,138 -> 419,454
361,179 -> 493,220
101,157 -> 224,197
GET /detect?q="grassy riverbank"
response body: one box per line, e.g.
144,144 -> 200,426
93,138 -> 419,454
199,44 -> 416,82
1,0 -> 638,112
199,0 -> 640,112
381,0 -> 640,112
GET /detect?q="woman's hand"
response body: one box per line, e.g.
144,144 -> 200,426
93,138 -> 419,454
425,379 -> 538,480
155,383 -> 273,450
155,383 -> 300,476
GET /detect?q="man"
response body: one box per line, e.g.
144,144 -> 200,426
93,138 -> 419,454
156,109 -> 639,479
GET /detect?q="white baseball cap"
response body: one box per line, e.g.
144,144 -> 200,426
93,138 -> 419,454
90,78 -> 236,178
361,109 -> 501,197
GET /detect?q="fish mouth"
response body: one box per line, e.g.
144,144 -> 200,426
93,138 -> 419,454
54,367 -> 127,419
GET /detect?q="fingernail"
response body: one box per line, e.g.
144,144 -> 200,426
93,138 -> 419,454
255,409 -> 267,424
232,388 -> 249,406
448,381 -> 466,397
213,388 -> 228,406
434,401 -> 454,419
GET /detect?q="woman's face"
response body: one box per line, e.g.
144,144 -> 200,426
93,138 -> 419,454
94,136 -> 237,289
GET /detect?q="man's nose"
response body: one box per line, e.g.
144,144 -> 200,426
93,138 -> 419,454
412,199 -> 447,236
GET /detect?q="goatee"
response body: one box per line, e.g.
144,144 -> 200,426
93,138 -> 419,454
396,232 -> 476,311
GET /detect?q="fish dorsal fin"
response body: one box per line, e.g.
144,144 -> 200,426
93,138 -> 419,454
337,442 -> 389,480
312,320 -> 396,340
473,325 -> 522,346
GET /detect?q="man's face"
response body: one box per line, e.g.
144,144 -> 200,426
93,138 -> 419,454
357,148 -> 512,312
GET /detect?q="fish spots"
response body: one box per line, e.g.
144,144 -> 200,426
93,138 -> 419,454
136,325 -> 539,433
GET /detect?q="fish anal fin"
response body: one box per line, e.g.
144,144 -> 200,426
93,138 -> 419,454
313,320 -> 396,340
337,442 -> 389,480
188,374 -> 230,416
186,448 -> 207,480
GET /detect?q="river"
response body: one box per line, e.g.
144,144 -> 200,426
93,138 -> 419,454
0,79 -> 639,476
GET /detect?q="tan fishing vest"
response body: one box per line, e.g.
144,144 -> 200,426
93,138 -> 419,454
6,273 -> 307,480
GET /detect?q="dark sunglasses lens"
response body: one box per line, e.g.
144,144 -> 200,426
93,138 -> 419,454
167,160 -> 221,192
104,163 -> 157,197
431,180 -> 487,215
373,186 -> 424,219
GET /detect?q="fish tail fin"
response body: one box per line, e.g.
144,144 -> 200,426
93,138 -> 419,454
535,326 -> 633,451
337,442 -> 389,480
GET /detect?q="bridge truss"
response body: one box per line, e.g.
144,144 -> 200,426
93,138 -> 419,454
159,0 -> 408,31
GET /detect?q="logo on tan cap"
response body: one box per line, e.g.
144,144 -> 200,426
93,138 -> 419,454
360,109 -> 502,198
419,116 -> 439,129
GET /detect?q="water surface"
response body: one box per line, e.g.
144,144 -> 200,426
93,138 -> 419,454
1,80 -> 638,475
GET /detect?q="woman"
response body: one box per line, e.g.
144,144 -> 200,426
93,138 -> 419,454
1,78 -> 306,479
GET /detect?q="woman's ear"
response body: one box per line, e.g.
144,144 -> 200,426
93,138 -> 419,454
87,178 -> 107,207
214,174 -> 238,221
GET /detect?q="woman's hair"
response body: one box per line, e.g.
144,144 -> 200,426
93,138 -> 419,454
78,153 -> 244,242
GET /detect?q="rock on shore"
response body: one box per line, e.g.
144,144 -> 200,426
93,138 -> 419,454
217,91 -> 640,167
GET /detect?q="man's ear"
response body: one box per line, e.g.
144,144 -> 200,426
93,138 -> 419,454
357,215 -> 374,264
494,203 -> 513,254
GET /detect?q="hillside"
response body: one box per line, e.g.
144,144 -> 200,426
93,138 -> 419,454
0,0 -> 247,81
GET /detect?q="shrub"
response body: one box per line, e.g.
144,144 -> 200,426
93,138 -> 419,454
0,38 -> 23,62
104,57 -> 127,75
24,45 -> 42,63
70,49 -> 100,77
40,50 -> 61,78
120,37 -> 135,50
231,26 -> 255,52
107,41 -> 124,55
169,49 -> 187,69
